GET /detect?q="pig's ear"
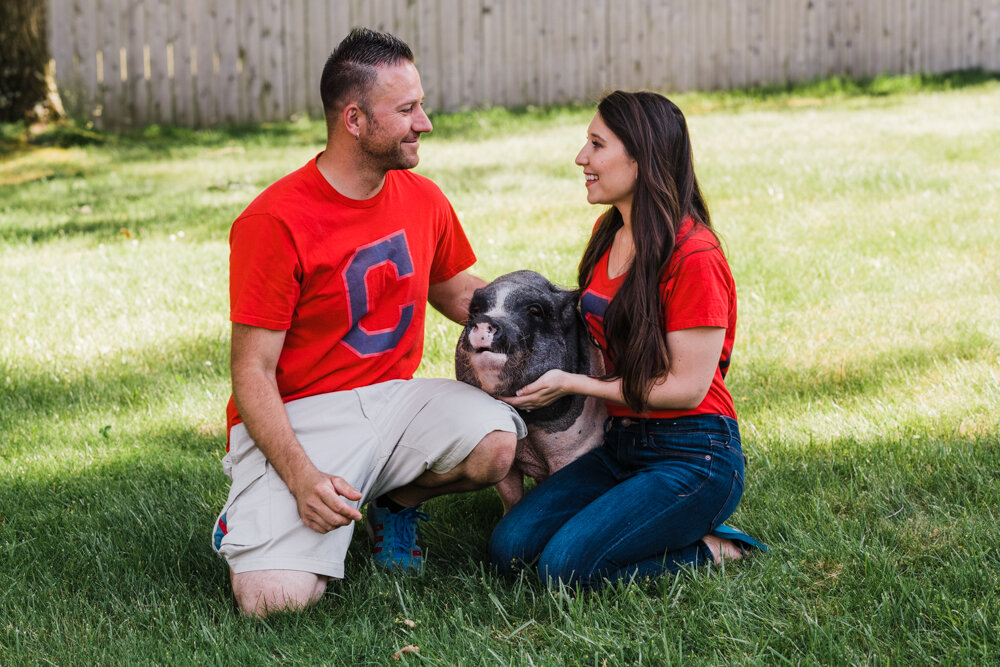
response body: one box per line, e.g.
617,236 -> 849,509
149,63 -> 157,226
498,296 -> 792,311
559,289 -> 582,328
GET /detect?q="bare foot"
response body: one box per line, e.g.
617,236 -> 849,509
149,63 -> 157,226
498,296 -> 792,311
701,534 -> 744,564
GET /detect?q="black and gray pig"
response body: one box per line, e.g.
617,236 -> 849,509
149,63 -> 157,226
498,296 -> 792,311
455,270 -> 606,511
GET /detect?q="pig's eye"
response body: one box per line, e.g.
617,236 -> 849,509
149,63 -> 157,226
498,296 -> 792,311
468,303 -> 481,315
527,304 -> 544,317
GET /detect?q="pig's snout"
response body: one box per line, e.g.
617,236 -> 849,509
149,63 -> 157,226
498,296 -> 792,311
467,320 -> 504,351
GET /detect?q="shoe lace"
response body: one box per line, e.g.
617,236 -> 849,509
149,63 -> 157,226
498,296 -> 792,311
390,505 -> 429,554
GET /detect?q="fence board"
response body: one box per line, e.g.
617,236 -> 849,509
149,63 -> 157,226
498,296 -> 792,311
99,0 -> 122,126
192,0 -> 214,125
260,0 -> 285,120
49,0 -> 73,91
785,0 -> 805,83
49,0 -> 1000,128
461,0 -> 480,109
766,0 -> 781,83
412,0 -> 437,111
989,0 -> 1000,68
169,0 -> 192,124
524,0 -> 538,105
146,0 -> 169,122
123,0 -> 146,125
923,0 -> 934,71
71,0 -> 99,119
437,0 -> 460,111
545,0 -> 558,105
528,0 -> 544,105
304,0 -> 327,119
219,0 -> 240,122
481,0 -> 500,107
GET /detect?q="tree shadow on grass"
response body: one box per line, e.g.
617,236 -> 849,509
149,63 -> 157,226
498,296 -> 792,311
3,325 -> 995,616
0,201 -> 237,244
0,419 -> 507,610
4,327 -> 994,454
730,332 -> 995,417
0,332 -> 229,455
1,426 -> 229,601
22,118 -> 325,152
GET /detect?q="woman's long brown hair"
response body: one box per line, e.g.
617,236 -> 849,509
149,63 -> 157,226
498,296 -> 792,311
577,91 -> 717,412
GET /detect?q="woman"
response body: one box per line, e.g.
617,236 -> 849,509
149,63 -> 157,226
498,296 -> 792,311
489,91 -> 765,589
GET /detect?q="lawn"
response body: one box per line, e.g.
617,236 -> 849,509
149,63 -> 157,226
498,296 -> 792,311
1,72 -> 998,665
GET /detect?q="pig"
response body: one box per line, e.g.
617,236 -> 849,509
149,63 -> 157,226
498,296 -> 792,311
455,270 -> 607,511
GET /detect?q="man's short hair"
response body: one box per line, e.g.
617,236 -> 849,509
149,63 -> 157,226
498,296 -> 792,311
320,28 -> 415,117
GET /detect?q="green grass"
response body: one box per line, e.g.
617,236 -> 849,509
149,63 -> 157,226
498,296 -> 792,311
2,72 -> 999,664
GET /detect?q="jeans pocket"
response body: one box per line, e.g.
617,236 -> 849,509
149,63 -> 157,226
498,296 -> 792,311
666,451 -> 714,498
710,469 -> 745,528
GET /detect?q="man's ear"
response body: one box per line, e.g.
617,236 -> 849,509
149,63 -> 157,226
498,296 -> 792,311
343,103 -> 363,137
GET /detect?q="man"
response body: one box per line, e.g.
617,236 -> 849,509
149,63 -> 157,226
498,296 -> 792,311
211,28 -> 525,617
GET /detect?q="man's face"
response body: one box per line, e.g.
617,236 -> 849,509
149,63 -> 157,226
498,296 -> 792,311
359,61 -> 433,171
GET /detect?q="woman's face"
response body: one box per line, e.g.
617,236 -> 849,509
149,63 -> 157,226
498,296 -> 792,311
575,112 -> 638,212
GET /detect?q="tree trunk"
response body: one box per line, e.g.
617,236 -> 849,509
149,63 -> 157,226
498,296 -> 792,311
0,0 -> 64,123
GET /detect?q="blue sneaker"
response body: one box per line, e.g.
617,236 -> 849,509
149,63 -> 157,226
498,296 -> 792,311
365,502 -> 429,573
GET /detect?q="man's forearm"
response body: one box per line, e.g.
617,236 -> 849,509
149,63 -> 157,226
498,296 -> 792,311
232,368 -> 318,493
428,271 -> 487,324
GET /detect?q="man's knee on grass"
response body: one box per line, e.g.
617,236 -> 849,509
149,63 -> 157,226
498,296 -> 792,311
231,569 -> 327,617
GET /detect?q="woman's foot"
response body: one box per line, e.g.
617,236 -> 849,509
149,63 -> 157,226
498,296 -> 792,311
701,534 -> 744,564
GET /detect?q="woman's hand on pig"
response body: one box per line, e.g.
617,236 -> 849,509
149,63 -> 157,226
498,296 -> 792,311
503,369 -> 574,410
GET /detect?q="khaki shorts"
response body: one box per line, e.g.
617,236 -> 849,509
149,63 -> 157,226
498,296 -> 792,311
211,378 -> 526,578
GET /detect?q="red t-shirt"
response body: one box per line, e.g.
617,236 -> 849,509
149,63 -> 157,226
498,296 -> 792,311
226,157 -> 476,435
579,220 -> 737,419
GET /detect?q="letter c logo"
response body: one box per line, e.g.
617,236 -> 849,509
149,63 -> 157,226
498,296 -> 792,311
341,232 -> 415,357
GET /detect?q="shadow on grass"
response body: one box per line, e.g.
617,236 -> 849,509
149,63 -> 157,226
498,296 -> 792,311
0,419 -> 509,604
688,68 -> 1000,111
21,118 -> 326,151
4,328 -> 994,452
0,332 -> 229,451
0,200 -> 237,244
0,154 -> 254,243
730,332 -> 995,416
1,426 -> 228,597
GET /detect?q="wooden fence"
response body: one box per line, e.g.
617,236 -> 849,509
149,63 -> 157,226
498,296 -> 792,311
48,0 -> 1000,128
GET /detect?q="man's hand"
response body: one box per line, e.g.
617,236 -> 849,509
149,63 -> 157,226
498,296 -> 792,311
291,469 -> 364,534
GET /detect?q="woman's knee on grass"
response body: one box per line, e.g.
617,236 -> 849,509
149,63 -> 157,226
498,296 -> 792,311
489,516 -> 535,576
230,569 -> 327,617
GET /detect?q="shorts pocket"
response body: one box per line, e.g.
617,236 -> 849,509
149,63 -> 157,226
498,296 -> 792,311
214,451 -> 270,554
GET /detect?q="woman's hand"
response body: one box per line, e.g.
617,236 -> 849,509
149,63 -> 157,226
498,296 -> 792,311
502,369 -> 574,411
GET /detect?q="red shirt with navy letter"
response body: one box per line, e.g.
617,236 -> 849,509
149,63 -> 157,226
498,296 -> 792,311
579,219 -> 737,420
226,156 -> 476,436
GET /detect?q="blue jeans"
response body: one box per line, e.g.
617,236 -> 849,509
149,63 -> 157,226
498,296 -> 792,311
489,414 -> 757,589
